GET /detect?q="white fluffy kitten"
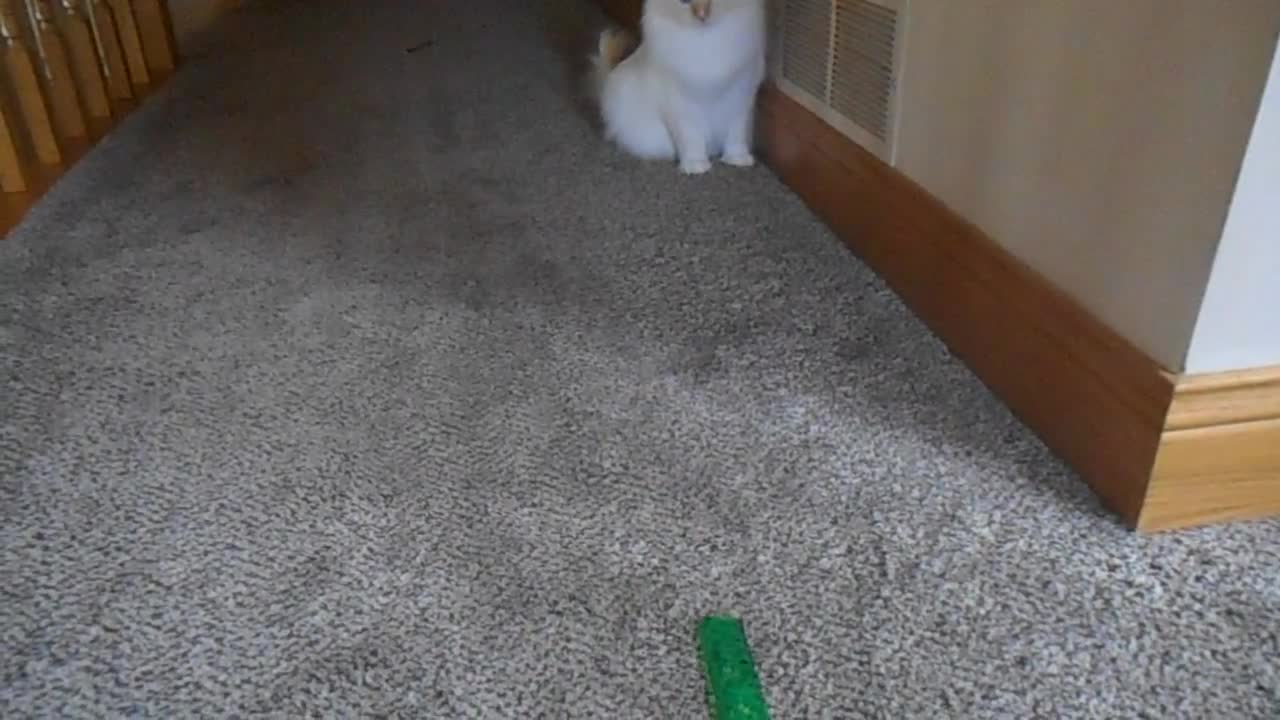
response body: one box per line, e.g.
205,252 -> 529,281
593,0 -> 767,175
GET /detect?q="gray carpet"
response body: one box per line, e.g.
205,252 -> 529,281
2,1 -> 1277,717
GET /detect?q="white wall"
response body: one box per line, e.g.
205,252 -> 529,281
1185,43 -> 1280,374
891,0 -> 1280,370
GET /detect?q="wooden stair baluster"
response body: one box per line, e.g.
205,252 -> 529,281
26,0 -> 89,148
54,0 -> 112,131
0,0 -> 201,237
0,100 -> 30,192
105,0 -> 145,89
127,0 -> 170,78
84,0 -> 132,101
0,1 -> 59,165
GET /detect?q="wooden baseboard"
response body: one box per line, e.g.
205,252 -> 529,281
1144,369 -> 1280,530
757,86 -> 1177,527
765,84 -> 1280,531
591,0 -> 1280,531
760,85 -> 1280,532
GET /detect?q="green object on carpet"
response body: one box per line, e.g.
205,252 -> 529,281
697,615 -> 772,720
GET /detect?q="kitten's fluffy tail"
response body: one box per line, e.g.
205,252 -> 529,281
590,27 -> 635,97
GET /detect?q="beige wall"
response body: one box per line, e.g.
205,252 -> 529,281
892,0 -> 1280,370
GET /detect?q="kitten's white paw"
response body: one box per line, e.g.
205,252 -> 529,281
722,150 -> 756,167
679,158 -> 712,175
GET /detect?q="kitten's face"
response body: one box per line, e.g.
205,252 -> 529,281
649,0 -> 761,26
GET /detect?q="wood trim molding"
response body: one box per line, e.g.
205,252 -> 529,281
761,85 -> 1280,532
1163,366 -> 1280,431
1144,369 -> 1280,530
756,86 -> 1172,528
593,0 -> 1278,532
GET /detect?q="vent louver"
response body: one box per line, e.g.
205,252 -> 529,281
778,0 -> 831,103
770,0 -> 906,162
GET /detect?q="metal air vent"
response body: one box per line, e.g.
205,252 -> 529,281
769,0 -> 907,163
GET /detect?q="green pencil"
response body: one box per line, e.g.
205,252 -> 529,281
697,615 -> 772,720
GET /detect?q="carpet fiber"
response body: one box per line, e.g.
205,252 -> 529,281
2,1 -> 1277,717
